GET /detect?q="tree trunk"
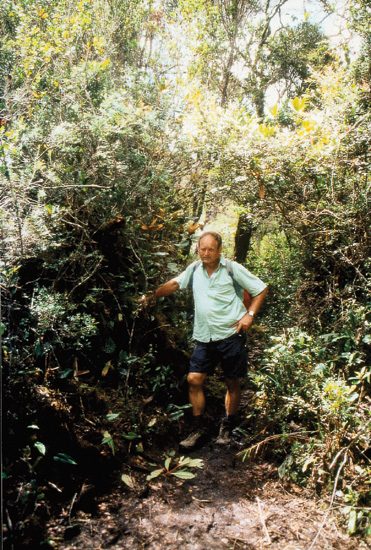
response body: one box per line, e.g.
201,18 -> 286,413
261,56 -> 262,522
234,213 -> 253,263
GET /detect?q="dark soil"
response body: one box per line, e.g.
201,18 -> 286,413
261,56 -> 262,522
45,441 -> 370,550
4,378 -> 370,550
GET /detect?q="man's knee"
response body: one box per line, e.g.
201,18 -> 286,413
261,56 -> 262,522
225,377 -> 241,392
187,372 -> 206,388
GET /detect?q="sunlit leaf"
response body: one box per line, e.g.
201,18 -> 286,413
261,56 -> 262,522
259,123 -> 276,137
121,474 -> 135,489
102,431 -> 115,455
34,442 -> 46,455
106,413 -> 120,421
269,104 -> 278,117
187,221 -> 199,234
302,119 -> 315,132
102,361 -> 112,377
146,468 -> 164,481
291,97 -> 307,112
348,509 -> 357,534
171,470 -> 195,479
185,459 -> 204,469
302,456 -> 315,472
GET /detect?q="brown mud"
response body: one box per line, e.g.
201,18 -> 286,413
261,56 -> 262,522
47,441 -> 370,550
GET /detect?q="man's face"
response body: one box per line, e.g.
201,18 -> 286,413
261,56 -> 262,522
198,235 -> 222,268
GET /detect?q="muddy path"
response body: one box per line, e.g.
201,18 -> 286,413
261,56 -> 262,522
47,441 -> 369,550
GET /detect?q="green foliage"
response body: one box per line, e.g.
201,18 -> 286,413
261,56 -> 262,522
102,430 -> 115,455
246,321 -> 371,536
166,403 -> 192,420
253,313 -> 370,427
268,21 -> 335,98
247,229 -> 302,327
30,286 -> 98,355
177,1 -> 334,113
146,451 -> 204,481
350,0 -> 371,84
2,1 -> 371,544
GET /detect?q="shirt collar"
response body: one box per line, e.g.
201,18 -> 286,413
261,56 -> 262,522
201,254 -> 226,271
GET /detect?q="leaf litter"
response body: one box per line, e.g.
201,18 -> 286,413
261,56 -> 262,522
46,442 -> 370,550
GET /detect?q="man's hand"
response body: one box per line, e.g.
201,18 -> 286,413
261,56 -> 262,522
231,313 -> 254,334
138,293 -> 155,308
231,287 -> 268,333
138,279 -> 180,308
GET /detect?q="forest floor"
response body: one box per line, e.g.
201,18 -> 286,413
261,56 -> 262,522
46,435 -> 370,550
5,359 -> 371,550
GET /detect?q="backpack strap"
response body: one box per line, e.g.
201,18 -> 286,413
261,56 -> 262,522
225,259 -> 237,293
225,259 -> 244,301
225,258 -> 233,278
187,259 -> 202,288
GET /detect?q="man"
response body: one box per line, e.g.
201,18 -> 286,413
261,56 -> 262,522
143,231 -> 267,449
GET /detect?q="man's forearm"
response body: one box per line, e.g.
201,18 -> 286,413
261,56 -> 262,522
152,279 -> 179,299
232,286 -> 268,334
248,286 -> 268,315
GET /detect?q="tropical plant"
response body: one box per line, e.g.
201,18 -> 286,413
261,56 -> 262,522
145,452 -> 204,481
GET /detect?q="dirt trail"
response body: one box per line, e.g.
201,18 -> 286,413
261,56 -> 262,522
47,442 -> 369,550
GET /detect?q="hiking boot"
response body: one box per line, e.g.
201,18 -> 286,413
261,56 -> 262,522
215,422 -> 232,445
180,428 -> 206,449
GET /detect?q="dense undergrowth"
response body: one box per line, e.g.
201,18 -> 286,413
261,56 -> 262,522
2,0 -> 371,547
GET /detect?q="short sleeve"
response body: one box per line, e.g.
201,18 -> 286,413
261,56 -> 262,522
174,261 -> 199,291
231,261 -> 267,297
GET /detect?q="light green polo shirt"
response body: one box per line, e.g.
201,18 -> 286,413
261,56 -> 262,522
175,256 -> 267,343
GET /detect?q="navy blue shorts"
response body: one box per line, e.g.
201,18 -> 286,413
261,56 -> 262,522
190,333 -> 247,379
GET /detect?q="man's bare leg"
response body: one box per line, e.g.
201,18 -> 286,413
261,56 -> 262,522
187,372 -> 208,416
225,377 -> 241,416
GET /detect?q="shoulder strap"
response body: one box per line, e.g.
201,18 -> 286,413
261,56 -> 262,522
225,259 -> 244,300
225,258 -> 233,278
188,259 -> 202,288
225,259 -> 236,292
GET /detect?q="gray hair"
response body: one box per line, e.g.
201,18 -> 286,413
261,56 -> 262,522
198,231 -> 222,248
